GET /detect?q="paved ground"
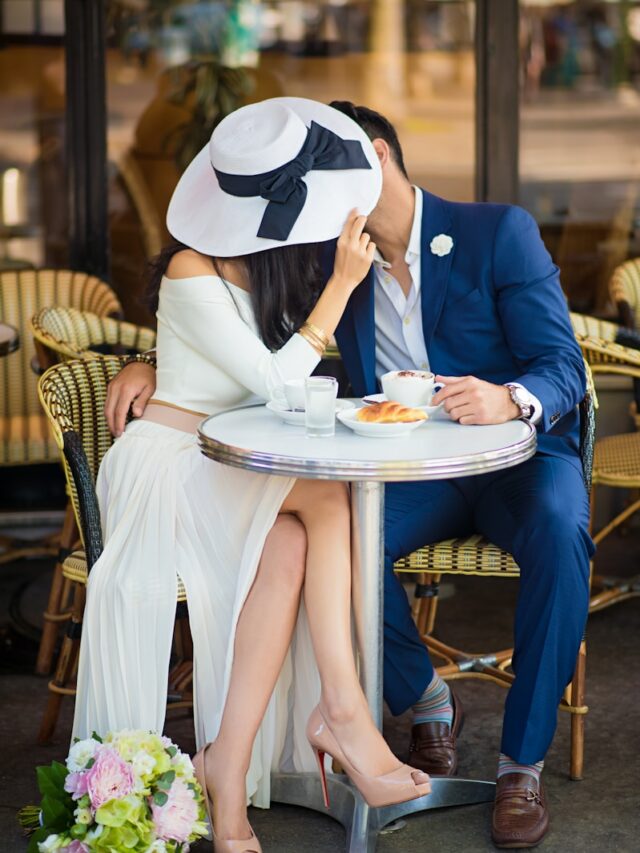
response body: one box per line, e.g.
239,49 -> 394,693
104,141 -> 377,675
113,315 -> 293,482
1,532 -> 638,853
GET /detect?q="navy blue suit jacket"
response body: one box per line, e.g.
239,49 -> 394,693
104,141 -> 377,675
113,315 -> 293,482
325,189 -> 586,472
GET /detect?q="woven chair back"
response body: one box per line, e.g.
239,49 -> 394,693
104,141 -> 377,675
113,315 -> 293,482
576,332 -> 640,378
38,357 -> 124,564
609,257 -> 640,325
31,306 -> 156,365
0,270 -> 121,464
570,311 -> 618,342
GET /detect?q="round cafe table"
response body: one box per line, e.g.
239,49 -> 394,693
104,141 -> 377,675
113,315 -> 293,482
0,321 -> 19,357
199,405 -> 537,853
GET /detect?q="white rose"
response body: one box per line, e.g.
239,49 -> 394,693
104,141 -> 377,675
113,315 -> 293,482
171,752 -> 194,777
38,836 -> 62,853
131,749 -> 156,778
148,842 -> 169,852
430,233 -> 454,257
66,738 -> 100,772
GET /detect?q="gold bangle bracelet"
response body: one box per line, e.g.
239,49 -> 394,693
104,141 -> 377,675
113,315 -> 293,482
298,327 -> 326,357
301,321 -> 330,349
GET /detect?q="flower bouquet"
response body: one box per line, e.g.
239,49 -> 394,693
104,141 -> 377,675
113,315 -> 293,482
19,730 -> 208,852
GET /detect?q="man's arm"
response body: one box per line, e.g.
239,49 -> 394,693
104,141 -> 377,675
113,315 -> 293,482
105,360 -> 157,437
493,205 -> 586,432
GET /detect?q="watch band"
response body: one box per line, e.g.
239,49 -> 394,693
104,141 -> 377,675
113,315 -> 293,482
506,384 -> 534,420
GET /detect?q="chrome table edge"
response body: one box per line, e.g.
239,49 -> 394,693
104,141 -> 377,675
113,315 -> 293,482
198,419 -> 537,481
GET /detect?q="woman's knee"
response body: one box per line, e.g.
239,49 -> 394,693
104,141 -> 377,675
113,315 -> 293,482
288,479 -> 350,516
261,514 -> 307,590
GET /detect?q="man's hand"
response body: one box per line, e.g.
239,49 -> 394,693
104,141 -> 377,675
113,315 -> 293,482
105,362 -> 157,437
432,375 -> 520,425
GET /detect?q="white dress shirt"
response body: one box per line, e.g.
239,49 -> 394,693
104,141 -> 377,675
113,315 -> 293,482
372,186 -> 542,423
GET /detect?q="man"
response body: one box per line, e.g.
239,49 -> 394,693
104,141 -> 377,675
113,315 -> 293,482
106,101 -> 593,848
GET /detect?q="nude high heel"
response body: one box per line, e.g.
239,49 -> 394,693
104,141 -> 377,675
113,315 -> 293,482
306,705 -> 431,809
192,745 -> 262,853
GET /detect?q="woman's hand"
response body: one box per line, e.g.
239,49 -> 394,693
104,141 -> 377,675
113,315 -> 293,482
332,211 -> 376,292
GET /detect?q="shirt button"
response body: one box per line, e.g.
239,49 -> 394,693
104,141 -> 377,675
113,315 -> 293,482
404,317 -> 411,325
421,362 -> 428,368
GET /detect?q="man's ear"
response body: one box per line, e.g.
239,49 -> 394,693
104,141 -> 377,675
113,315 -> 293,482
372,138 -> 391,169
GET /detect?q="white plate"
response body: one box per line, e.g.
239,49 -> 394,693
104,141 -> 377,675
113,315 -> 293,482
337,406 -> 428,438
267,398 -> 355,427
361,392 -> 446,419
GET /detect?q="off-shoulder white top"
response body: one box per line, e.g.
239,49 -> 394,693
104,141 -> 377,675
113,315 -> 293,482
153,274 -> 321,415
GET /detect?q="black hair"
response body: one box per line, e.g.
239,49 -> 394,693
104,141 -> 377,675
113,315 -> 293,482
146,240 -> 322,351
329,100 -> 409,178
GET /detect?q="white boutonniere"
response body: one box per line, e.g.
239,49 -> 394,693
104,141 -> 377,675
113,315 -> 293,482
430,234 -> 454,257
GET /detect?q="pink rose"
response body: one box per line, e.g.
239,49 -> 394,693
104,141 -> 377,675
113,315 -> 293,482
85,747 -> 134,810
62,843 -> 89,853
64,771 -> 89,801
151,777 -> 198,842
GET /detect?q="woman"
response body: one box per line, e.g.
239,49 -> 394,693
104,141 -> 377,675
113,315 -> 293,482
73,98 -> 429,852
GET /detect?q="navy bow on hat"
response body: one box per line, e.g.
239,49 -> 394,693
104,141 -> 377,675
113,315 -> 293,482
213,121 -> 372,241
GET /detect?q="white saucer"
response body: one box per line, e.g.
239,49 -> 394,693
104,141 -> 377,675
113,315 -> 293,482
361,392 -> 446,418
267,398 -> 355,427
337,406 -> 428,438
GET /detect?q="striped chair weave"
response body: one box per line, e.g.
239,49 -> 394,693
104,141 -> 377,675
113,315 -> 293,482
63,550 -> 187,602
0,270 -> 121,465
31,306 -> 156,363
575,332 -> 640,377
593,431 -> 640,488
609,257 -> 640,326
394,534 -> 519,577
38,357 -> 125,564
570,312 -> 618,342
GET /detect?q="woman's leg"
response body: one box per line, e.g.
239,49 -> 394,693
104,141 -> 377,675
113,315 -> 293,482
205,513 -> 307,840
281,480 -> 418,778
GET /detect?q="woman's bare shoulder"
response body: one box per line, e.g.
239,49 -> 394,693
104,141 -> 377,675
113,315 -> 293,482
166,249 -> 216,280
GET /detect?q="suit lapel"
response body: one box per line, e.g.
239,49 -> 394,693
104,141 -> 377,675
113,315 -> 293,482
420,190 -> 455,351
335,267 -> 377,396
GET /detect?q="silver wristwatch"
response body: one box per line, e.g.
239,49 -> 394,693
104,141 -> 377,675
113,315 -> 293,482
506,384 -> 534,420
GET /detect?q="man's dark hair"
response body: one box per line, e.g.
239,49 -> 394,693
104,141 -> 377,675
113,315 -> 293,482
329,100 -> 408,179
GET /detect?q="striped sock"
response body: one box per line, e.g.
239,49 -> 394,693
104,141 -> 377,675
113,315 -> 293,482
497,753 -> 544,784
412,672 -> 453,727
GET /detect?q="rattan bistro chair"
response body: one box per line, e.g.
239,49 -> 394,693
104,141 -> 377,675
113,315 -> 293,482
575,334 -> 640,612
394,364 -> 597,781
36,357 -> 192,743
29,307 -> 156,675
0,270 -> 122,567
31,305 -> 156,369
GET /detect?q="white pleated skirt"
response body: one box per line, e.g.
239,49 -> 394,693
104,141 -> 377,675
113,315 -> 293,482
72,419 -> 321,807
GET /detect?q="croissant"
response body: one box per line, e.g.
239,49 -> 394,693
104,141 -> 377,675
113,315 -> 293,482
356,401 -> 428,424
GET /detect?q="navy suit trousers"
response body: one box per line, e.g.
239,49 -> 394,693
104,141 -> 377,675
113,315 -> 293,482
383,452 -> 593,765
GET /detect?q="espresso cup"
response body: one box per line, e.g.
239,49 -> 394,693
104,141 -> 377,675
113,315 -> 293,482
283,378 -> 307,411
381,370 -> 436,407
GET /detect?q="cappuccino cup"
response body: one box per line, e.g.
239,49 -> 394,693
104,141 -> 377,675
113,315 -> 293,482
283,379 -> 307,411
381,370 -> 437,407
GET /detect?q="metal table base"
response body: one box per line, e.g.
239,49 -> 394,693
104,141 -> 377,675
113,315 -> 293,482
271,772 -> 495,853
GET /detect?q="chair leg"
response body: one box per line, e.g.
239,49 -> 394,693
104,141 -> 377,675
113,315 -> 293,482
569,638 -> 587,781
35,504 -> 79,675
37,583 -> 85,745
414,572 -> 441,636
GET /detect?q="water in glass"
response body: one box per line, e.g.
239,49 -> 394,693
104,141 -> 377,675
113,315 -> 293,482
305,377 -> 338,437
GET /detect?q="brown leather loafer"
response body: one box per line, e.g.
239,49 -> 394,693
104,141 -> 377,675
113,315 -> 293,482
492,772 -> 549,848
408,688 -> 464,775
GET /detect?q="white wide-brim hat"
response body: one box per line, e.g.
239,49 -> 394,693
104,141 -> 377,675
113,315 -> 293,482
166,97 -> 382,257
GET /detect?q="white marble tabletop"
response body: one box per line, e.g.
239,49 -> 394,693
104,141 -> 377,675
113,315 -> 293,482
199,403 -> 537,482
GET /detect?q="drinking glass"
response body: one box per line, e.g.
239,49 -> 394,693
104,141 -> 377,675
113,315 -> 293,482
305,376 -> 338,437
